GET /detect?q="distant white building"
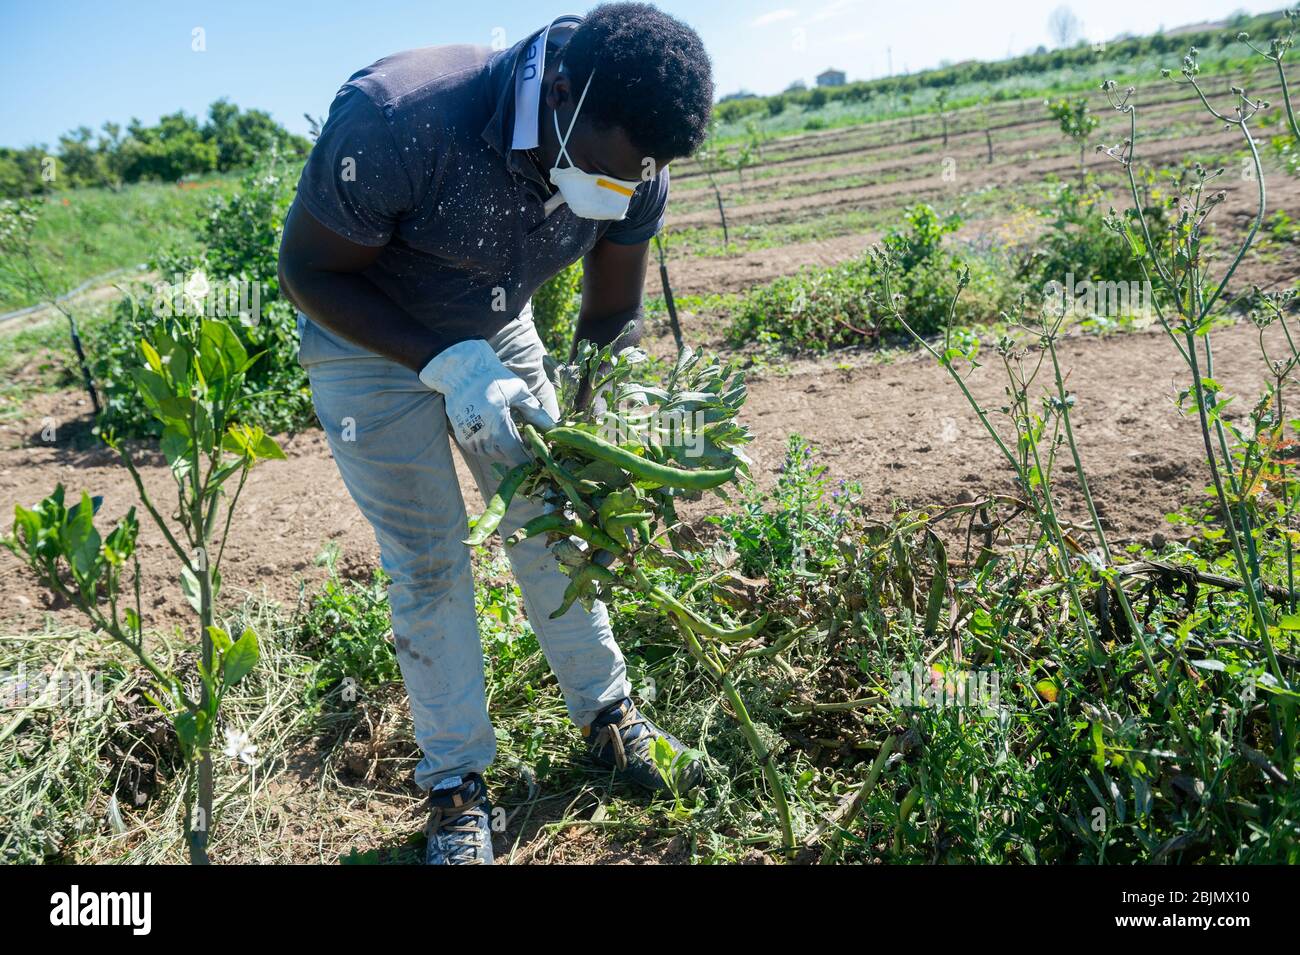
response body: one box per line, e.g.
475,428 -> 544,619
816,68 -> 846,87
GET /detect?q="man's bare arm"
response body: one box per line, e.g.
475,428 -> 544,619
277,201 -> 442,372
574,236 -> 651,356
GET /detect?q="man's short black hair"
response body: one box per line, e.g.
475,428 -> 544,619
560,3 -> 714,160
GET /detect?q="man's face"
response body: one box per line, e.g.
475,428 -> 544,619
541,71 -> 668,183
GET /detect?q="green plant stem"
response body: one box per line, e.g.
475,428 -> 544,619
813,733 -> 897,863
1184,330 -> 1283,682
880,263 -> 1101,661
1112,93 -> 1283,684
213,462 -> 250,575
893,785 -> 921,854
113,443 -> 194,570
1044,335 -> 1158,677
1276,54 -> 1300,141
631,565 -> 794,857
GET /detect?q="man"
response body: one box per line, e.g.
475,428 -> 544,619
278,3 -> 714,864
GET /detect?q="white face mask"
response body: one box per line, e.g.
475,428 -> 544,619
549,71 -> 640,220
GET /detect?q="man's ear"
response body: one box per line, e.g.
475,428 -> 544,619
546,72 -> 571,112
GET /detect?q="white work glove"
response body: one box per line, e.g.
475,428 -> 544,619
419,339 -> 555,465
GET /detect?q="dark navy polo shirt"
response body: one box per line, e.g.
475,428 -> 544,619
292,21 -> 670,350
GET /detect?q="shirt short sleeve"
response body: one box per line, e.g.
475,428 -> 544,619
602,164 -> 670,246
294,86 -> 416,246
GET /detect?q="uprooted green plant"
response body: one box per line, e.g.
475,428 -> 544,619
3,310 -> 284,863
467,333 -> 801,855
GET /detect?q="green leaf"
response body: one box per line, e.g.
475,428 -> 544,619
198,319 -> 248,384
174,710 -> 200,751
180,565 -> 222,614
1090,721 -> 1107,769
152,330 -> 185,369
160,423 -> 193,471
222,424 -> 285,463
253,431 -> 285,461
156,394 -> 197,427
651,735 -> 677,773
131,367 -> 172,412
207,625 -> 233,654
11,504 -> 41,555
139,338 -> 164,374
222,629 -> 259,686
102,508 -> 139,565
221,428 -> 250,457
61,492 -> 102,581
209,459 -> 245,489
141,688 -> 170,718
923,530 -> 948,639
180,566 -> 201,614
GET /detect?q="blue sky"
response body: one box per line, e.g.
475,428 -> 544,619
0,0 -> 1283,147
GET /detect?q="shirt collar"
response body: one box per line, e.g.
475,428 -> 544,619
481,16 -> 581,191
511,14 -> 582,151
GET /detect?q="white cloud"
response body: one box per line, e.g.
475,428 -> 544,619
808,0 -> 860,23
752,8 -> 799,27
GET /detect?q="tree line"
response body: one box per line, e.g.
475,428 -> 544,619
0,99 -> 311,198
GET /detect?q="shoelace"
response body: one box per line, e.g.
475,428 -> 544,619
592,705 -> 652,770
428,803 -> 489,864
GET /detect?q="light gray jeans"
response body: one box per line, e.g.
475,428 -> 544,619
296,305 -> 630,790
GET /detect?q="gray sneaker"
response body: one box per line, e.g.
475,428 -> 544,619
424,774 -> 494,865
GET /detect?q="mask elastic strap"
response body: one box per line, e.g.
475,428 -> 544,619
554,70 -> 595,168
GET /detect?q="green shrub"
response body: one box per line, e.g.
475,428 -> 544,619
886,202 -> 958,271
1027,177 -> 1152,290
91,155 -> 313,437
729,259 -> 875,351
712,435 -> 858,586
297,568 -> 398,703
729,204 -> 1016,351
532,259 -> 583,356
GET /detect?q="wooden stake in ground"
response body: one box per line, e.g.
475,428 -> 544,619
654,233 -> 684,354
